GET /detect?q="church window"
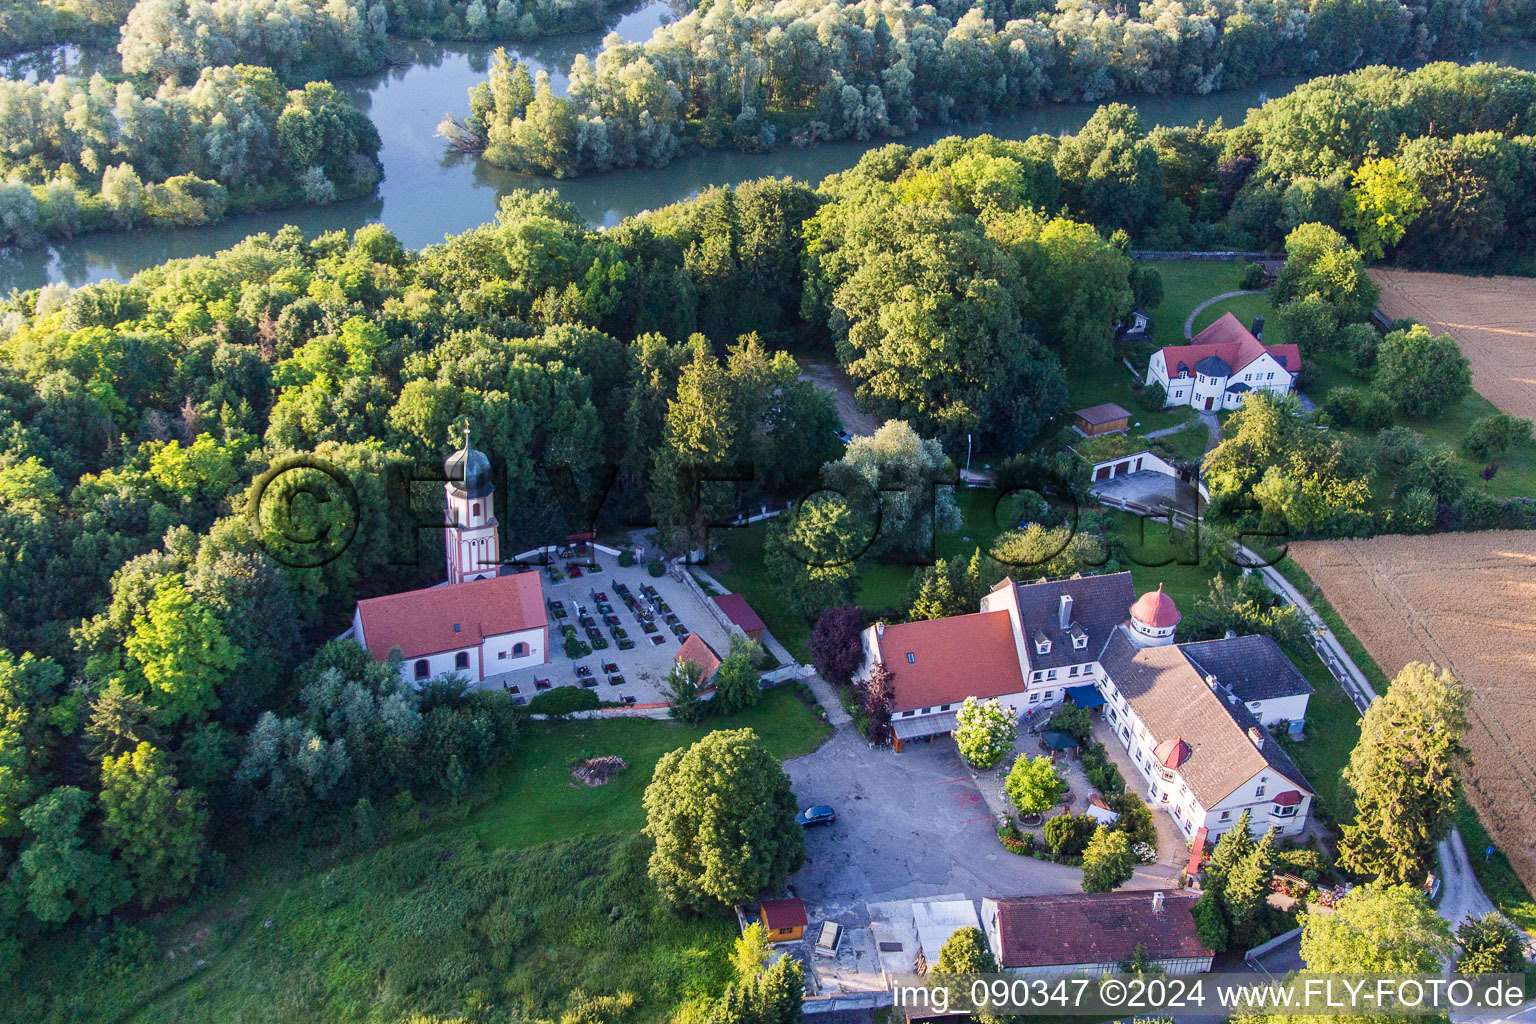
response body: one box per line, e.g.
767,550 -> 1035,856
512,642 -> 529,658
454,651 -> 470,671
414,660 -> 430,680
472,502 -> 480,517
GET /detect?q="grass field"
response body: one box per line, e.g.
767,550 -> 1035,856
1143,259 -> 1250,349
5,689 -> 830,1024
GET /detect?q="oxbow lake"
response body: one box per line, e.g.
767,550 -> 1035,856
4,2 -> 1536,293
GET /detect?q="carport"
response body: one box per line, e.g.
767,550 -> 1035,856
891,711 -> 957,753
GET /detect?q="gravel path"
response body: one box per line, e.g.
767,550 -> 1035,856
1183,289 -> 1265,339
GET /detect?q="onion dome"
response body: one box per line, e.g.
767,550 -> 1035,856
1154,736 -> 1192,769
1130,583 -> 1181,629
445,433 -> 492,500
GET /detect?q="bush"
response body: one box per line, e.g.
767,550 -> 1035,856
529,686 -> 600,717
646,559 -> 666,578
1081,742 -> 1126,796
1112,792 -> 1157,857
618,549 -> 635,568
954,697 -> 1017,769
1240,262 -> 1266,289
1042,812 -> 1097,858
807,605 -> 867,686
1138,380 -> 1168,412
1047,703 -> 1092,744
1462,413 -> 1534,461
1322,385 -> 1395,429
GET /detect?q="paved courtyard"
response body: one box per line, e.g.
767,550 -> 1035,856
481,547 -> 734,706
1094,469 -> 1204,516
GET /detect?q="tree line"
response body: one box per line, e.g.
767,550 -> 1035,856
116,0 -> 647,85
0,67 -> 382,245
447,0 -> 1521,180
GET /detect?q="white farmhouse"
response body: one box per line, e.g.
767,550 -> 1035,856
1146,312 -> 1300,411
851,571 -> 1315,842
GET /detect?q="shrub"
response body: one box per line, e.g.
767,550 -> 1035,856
646,559 -> 665,578
529,686 -> 600,717
1322,385 -> 1395,429
1042,812 -> 1097,858
1112,791 -> 1157,857
1462,413 -> 1533,461
1048,703 -> 1092,745
1239,262 -> 1266,289
1081,742 -> 1126,797
618,549 -> 635,568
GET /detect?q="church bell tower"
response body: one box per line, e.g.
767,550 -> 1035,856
444,424 -> 500,584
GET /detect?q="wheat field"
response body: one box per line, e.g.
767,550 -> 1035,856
1288,532 -> 1536,889
1371,269 -> 1536,421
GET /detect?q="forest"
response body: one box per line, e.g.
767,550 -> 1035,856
0,47 -> 1535,1011
447,0 -> 1535,177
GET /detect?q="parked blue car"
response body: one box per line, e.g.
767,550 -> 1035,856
795,805 -> 836,827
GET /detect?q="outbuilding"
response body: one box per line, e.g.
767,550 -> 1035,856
759,897 -> 808,943
1072,402 -> 1132,437
982,891 -> 1213,976
712,593 -> 767,642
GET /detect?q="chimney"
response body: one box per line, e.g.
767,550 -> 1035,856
1058,594 -> 1074,630
1152,891 -> 1165,915
1248,726 -> 1266,750
1224,629 -> 1238,640
1251,316 -> 1265,340
876,621 -> 885,638
1205,673 -> 1220,691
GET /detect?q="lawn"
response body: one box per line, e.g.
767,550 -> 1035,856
1143,258 -> 1250,349
1061,356 -> 1195,434
1278,641 -> 1360,826
465,686 -> 831,850
4,691 -> 829,1024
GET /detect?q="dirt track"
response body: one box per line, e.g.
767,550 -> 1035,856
1371,269 -> 1536,421
1288,532 -> 1536,892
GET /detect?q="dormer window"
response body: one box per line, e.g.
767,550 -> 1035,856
1035,637 -> 1051,655
1073,634 -> 1087,650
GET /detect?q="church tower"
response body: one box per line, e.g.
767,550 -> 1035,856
444,424 -> 500,584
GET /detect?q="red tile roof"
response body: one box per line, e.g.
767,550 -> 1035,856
712,593 -> 766,634
1158,312 -> 1300,380
676,633 -> 723,680
1272,789 -> 1304,807
1155,736 -> 1191,769
760,897 -> 808,931
356,571 -> 546,660
989,891 -> 1211,969
872,611 -> 1026,713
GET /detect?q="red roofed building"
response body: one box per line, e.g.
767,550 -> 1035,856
982,891 -> 1214,976
711,593 -> 766,641
758,897 -> 808,943
854,611 -> 1027,751
352,570 -> 548,685
1146,312 -> 1300,412
676,633 -> 723,683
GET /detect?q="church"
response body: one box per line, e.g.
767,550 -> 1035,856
853,572 -> 1315,843
351,430 -> 549,686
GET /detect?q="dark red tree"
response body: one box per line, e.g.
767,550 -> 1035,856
808,604 -> 867,686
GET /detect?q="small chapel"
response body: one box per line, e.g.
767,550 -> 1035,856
350,428 -> 550,686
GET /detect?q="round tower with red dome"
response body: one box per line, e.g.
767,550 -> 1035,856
1127,583 -> 1180,647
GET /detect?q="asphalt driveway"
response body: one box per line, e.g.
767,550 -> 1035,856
783,727 -> 1086,922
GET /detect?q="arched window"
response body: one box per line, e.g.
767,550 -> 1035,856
512,642 -> 529,658
471,502 -> 480,518
414,660 -> 429,681
454,651 -> 469,671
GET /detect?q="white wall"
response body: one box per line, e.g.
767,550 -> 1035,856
1245,693 -> 1310,731
481,625 -> 547,674
399,646 -> 481,686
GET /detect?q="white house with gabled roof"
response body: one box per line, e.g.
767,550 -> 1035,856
1147,313 -> 1300,411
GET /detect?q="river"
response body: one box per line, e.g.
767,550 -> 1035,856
3,5 -> 1535,293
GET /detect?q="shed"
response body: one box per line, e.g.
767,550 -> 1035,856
712,593 -> 766,641
759,897 -> 808,943
1073,402 -> 1132,437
